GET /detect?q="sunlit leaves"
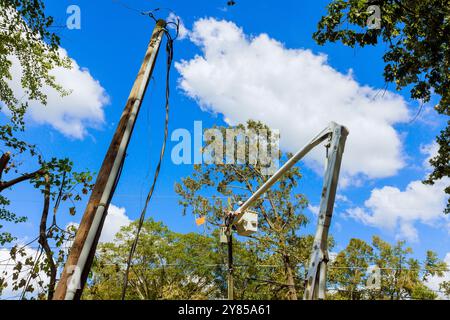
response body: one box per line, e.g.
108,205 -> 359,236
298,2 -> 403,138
0,0 -> 71,128
315,0 -> 450,213
328,236 -> 446,300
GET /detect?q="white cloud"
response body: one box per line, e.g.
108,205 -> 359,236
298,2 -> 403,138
175,18 -> 410,182
345,140 -> 449,241
421,141 -> 439,170
336,194 -> 350,203
6,48 -> 109,139
345,178 -> 449,242
98,204 -> 132,243
308,204 -> 320,216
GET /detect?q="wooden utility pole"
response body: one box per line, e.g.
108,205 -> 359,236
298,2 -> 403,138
53,19 -> 167,300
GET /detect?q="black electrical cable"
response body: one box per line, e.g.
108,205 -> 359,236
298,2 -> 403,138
120,23 -> 176,300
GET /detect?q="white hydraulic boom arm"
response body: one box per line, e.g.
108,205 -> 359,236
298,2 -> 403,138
230,122 -> 349,300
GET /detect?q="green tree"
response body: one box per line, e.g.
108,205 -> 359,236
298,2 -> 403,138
0,88 -> 93,300
0,1 -> 93,300
0,141 -> 93,299
440,281 -> 450,298
328,238 -> 374,300
0,0 -> 70,126
83,218 -> 318,300
84,219 -> 225,300
328,236 -> 446,300
0,0 -> 77,248
83,219 -> 266,300
175,120 -> 315,300
315,0 -> 450,213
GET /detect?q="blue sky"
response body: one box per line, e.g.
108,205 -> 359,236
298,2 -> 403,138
2,0 -> 449,272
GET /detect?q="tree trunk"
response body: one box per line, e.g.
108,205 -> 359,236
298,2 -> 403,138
38,177 -> 57,300
0,152 -> 11,180
283,254 -> 298,300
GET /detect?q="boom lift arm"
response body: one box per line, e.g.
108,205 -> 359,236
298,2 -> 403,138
229,122 -> 349,300
302,123 -> 348,300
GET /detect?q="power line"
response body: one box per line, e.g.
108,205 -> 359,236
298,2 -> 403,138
7,261 -> 440,273
0,263 -> 448,272
110,0 -> 143,14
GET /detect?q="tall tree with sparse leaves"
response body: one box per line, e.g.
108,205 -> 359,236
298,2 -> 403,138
175,120 -> 318,300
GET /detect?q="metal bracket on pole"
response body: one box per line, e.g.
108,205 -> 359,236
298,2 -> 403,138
229,122 -> 349,300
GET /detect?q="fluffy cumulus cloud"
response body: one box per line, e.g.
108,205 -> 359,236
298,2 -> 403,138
6,48 -> 109,139
345,179 -> 449,241
175,18 -> 410,182
345,143 -> 449,241
98,204 -> 131,243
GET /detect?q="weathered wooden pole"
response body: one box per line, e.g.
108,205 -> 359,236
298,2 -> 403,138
53,19 -> 167,300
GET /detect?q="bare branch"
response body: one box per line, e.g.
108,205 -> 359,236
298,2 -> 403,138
0,168 -> 44,192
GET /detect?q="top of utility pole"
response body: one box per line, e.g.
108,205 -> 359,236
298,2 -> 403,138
156,19 -> 167,28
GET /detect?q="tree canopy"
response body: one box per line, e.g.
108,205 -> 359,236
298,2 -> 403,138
0,0 -> 70,127
0,0 -> 91,299
328,236 -> 447,300
315,0 -> 450,213
82,219 -> 449,300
